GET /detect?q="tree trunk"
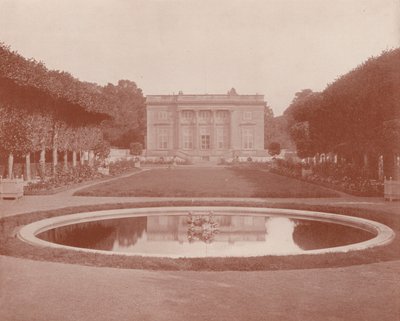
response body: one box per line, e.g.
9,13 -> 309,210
363,153 -> 369,167
88,150 -> 95,167
25,153 -> 31,181
52,147 -> 58,175
63,151 -> 68,170
39,148 -> 46,178
52,124 -> 58,175
8,153 -> 14,179
72,150 -> 77,167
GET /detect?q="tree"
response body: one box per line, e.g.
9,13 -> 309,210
282,49 -> 400,178
284,90 -> 323,157
25,113 -> 52,179
264,103 -> 274,148
268,142 -> 281,156
57,123 -> 75,170
100,80 -> 146,147
130,142 -> 143,156
0,107 -> 31,178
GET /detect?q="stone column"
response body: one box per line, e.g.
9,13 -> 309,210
175,109 -> 180,151
229,110 -> 234,150
195,110 -> 199,151
211,109 -> 216,150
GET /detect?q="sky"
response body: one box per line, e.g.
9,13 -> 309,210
0,0 -> 399,115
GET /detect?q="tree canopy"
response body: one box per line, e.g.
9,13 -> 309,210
0,43 -> 146,149
284,48 -> 400,161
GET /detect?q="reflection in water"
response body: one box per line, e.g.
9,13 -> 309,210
265,217 -> 301,253
38,213 -> 374,258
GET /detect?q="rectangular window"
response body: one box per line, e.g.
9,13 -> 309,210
201,135 -> 210,150
243,111 -> 252,121
158,111 -> 169,120
199,110 -> 211,121
158,128 -> 169,149
242,128 -> 254,150
182,127 -> 193,149
182,110 -> 193,120
216,110 -> 228,120
216,127 -> 225,149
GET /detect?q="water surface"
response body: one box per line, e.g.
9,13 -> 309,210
38,213 -> 374,257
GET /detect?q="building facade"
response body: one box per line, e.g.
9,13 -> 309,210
146,90 -> 266,162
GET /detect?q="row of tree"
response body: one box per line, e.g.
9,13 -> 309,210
282,48 -> 400,177
0,43 -> 146,179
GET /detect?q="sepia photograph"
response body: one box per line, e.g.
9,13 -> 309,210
0,0 -> 399,320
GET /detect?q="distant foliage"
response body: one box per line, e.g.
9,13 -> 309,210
130,142 -> 143,156
284,48 -> 400,177
268,142 -> 281,156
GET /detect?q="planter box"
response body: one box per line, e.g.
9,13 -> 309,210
384,179 -> 400,201
0,178 -> 24,199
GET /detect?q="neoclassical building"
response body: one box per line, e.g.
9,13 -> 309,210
146,89 -> 267,162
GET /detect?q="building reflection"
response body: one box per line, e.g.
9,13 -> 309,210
146,215 -> 267,244
39,214 -> 325,255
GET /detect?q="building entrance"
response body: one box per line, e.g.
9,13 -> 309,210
201,135 -> 210,150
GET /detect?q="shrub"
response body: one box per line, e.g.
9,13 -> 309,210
109,159 -> 138,175
130,142 -> 143,156
25,164 -> 103,192
268,142 -> 281,156
270,159 -> 383,196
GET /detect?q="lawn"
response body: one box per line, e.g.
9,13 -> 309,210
74,167 -> 341,198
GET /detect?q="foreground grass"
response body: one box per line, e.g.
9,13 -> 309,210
74,167 -> 341,198
1,201 -> 398,271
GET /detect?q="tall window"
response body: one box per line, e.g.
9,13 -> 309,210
216,127 -> 225,149
182,127 -> 193,149
200,127 -> 210,150
158,128 -> 169,149
242,128 -> 254,149
201,135 -> 210,150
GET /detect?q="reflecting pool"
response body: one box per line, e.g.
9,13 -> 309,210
37,212 -> 375,258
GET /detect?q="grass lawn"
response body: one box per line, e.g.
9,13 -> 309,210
74,167 -> 341,198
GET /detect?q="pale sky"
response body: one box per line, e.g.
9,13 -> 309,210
0,0 -> 399,115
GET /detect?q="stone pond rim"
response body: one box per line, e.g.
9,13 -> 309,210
17,206 -> 395,259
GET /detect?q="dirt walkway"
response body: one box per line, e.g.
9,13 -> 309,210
1,255 -> 399,321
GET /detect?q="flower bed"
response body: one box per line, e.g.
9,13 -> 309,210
109,159 -> 140,175
24,164 -> 104,194
24,158 -> 144,194
270,160 -> 383,196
